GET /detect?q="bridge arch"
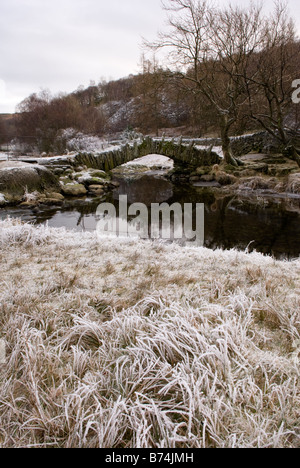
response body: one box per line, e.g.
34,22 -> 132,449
72,137 -> 221,172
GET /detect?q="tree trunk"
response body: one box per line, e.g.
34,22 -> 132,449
220,115 -> 241,167
293,148 -> 300,168
284,145 -> 300,168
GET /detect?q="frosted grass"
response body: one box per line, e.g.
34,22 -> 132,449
0,219 -> 299,448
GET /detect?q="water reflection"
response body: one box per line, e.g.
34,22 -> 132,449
113,174 -> 173,205
1,173 -> 300,259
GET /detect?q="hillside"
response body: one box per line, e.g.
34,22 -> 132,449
1,54 -> 299,158
0,71 -> 257,151
0,114 -> 16,145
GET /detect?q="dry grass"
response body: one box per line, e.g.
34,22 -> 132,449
237,176 -> 277,191
0,218 -> 299,448
286,174 -> 300,194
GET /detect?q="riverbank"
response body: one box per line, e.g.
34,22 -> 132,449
0,219 -> 299,448
1,157 -> 300,211
1,128 -> 300,208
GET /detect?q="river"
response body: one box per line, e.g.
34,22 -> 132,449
1,165 -> 300,259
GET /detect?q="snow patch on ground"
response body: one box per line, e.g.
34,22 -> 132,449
122,154 -> 174,169
195,145 -> 224,158
0,152 -> 9,161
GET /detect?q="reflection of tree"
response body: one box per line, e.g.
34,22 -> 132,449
77,213 -> 85,230
208,196 -> 233,250
170,185 -> 300,258
35,208 -> 60,225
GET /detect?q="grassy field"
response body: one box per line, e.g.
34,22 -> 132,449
0,218 -> 299,448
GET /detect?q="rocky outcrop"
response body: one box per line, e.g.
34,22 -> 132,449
0,161 -> 60,199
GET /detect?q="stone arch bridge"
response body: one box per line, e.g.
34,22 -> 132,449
71,137 -> 221,172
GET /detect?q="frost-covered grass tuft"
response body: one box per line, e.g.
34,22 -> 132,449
22,189 -> 40,203
0,193 -> 7,205
286,174 -> 300,194
0,219 -> 299,448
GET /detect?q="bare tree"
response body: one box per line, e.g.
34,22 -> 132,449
145,0 -> 264,166
0,117 -> 6,145
207,3 -> 264,165
135,54 -> 168,135
243,1 -> 300,164
16,89 -> 104,152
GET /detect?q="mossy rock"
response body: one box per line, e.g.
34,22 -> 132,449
241,163 -> 269,174
41,198 -> 64,206
88,185 -> 105,197
45,192 -> 65,201
274,165 -> 295,177
83,177 -> 108,187
0,162 -> 60,196
215,172 -> 236,186
263,156 -> 288,165
61,184 -> 87,197
196,166 -> 211,176
74,169 -> 110,186
89,169 -> 110,179
200,174 -> 215,182
59,176 -> 74,185
251,163 -> 269,174
223,164 -> 239,173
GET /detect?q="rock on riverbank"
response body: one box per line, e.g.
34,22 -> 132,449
0,161 -> 60,204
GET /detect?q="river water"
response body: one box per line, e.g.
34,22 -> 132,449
1,170 -> 300,259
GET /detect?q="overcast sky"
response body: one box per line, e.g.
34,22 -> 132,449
0,0 -> 299,113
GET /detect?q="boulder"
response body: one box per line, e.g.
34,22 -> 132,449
109,181 -> 120,188
61,184 -> 87,197
215,172 -> 236,186
45,192 -> 65,201
89,169 -> 110,179
88,185 -> 105,197
200,174 -> 215,182
74,168 -> 111,187
250,163 -> 269,174
76,174 -> 108,186
41,198 -> 64,206
196,166 -> 211,176
0,161 -> 60,196
85,177 -> 108,187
